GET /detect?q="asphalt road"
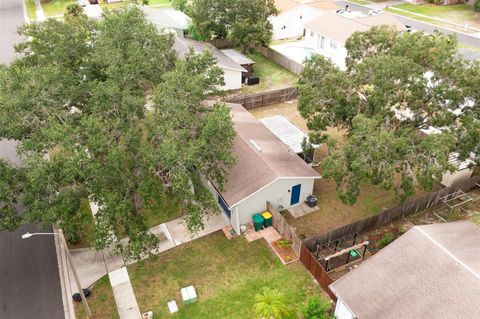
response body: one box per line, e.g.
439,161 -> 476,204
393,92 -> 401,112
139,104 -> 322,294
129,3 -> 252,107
335,1 -> 480,48
0,0 -> 65,318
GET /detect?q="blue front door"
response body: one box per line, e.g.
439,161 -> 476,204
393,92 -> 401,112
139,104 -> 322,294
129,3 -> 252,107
290,184 -> 301,206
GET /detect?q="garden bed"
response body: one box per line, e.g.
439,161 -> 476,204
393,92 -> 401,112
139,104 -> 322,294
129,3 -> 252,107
269,238 -> 298,265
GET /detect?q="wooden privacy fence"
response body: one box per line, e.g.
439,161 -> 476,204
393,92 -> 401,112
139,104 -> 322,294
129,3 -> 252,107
267,201 -> 302,256
299,243 -> 336,300
254,46 -> 304,75
227,87 -> 297,109
304,175 -> 480,251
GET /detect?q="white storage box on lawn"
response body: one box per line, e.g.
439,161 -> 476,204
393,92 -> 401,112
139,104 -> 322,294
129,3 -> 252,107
180,286 -> 197,305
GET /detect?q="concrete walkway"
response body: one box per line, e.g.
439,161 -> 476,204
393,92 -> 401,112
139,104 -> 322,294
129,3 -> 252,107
68,212 -> 229,316
33,0 -> 45,21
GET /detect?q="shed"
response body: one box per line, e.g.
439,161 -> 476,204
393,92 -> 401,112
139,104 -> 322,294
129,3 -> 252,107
204,103 -> 321,234
173,38 -> 246,90
330,221 -> 480,319
221,49 -> 255,78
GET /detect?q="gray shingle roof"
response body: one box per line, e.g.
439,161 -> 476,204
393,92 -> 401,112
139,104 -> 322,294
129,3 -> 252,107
173,37 -> 247,72
330,221 -> 480,319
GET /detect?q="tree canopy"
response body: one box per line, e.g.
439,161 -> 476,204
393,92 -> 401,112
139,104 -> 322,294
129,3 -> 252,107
0,7 -> 235,260
191,0 -> 278,52
298,26 -> 480,204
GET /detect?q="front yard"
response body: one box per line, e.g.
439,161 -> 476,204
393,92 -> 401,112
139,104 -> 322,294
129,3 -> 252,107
387,3 -> 480,31
128,232 -> 326,319
75,275 -> 118,319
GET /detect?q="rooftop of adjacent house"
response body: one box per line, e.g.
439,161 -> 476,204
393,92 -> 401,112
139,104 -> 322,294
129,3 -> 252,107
274,0 -> 299,13
173,37 -> 247,72
217,103 -> 320,207
260,115 -> 309,154
220,49 -> 255,66
330,220 -> 480,319
140,6 -> 192,30
304,11 -> 406,43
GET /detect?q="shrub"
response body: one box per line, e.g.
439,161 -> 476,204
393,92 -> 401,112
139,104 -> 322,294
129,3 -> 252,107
475,0 -> 480,12
277,239 -> 290,248
376,232 -> 394,249
301,297 -> 331,319
254,287 -> 293,319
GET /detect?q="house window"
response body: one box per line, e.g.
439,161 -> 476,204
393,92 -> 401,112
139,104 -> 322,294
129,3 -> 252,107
330,41 -> 338,50
318,36 -> 325,49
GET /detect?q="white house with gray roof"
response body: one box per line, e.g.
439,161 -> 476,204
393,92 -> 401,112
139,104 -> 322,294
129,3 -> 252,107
204,103 -> 320,234
141,6 -> 191,38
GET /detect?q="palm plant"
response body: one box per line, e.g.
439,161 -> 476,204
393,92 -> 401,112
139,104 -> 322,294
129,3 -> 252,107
253,287 -> 292,319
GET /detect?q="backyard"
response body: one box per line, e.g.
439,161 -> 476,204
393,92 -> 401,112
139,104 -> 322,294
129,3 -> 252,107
249,101 -> 414,238
127,232 -> 327,319
387,3 -> 480,32
238,52 -> 298,95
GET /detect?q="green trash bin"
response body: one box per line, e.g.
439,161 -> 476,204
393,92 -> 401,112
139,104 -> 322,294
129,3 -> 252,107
262,211 -> 272,227
252,214 -> 264,231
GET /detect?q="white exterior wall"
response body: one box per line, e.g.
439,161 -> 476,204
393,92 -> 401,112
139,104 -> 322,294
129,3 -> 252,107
334,299 -> 356,319
221,68 -> 243,91
270,6 -> 323,40
304,27 -> 347,69
441,168 -> 473,188
232,178 -> 315,229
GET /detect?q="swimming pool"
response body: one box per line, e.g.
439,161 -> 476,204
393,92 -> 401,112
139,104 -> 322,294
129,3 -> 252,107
271,42 -> 316,64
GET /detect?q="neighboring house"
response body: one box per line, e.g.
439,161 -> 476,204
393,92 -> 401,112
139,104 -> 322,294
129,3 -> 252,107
204,103 -> 321,234
304,11 -> 406,68
330,221 -> 480,319
141,6 -> 191,37
221,49 -> 256,78
173,37 -> 247,90
270,0 -> 338,40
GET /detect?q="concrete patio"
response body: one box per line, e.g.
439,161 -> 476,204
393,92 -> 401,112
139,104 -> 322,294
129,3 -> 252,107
288,203 -> 319,218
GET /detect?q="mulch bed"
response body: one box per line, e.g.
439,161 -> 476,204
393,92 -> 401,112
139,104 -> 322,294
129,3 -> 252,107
270,239 -> 298,265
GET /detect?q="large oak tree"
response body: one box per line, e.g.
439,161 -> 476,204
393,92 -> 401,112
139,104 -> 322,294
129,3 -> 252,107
298,26 -> 479,204
0,8 -> 235,260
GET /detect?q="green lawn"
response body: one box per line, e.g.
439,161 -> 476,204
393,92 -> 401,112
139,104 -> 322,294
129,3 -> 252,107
240,52 -> 298,95
389,3 -> 480,30
25,0 -> 37,19
128,232 -> 327,319
148,0 -> 171,6
99,2 -> 129,11
75,275 -> 119,319
142,192 -> 183,228
40,0 -> 75,17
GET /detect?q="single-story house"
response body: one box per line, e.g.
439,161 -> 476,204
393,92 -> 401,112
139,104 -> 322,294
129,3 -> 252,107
270,0 -> 338,40
205,103 -> 321,234
221,49 -> 256,78
330,220 -> 480,319
173,37 -> 247,91
304,11 -> 406,69
141,6 -> 191,38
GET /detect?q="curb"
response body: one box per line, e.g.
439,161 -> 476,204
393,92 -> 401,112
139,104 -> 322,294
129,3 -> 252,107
53,226 -> 76,319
